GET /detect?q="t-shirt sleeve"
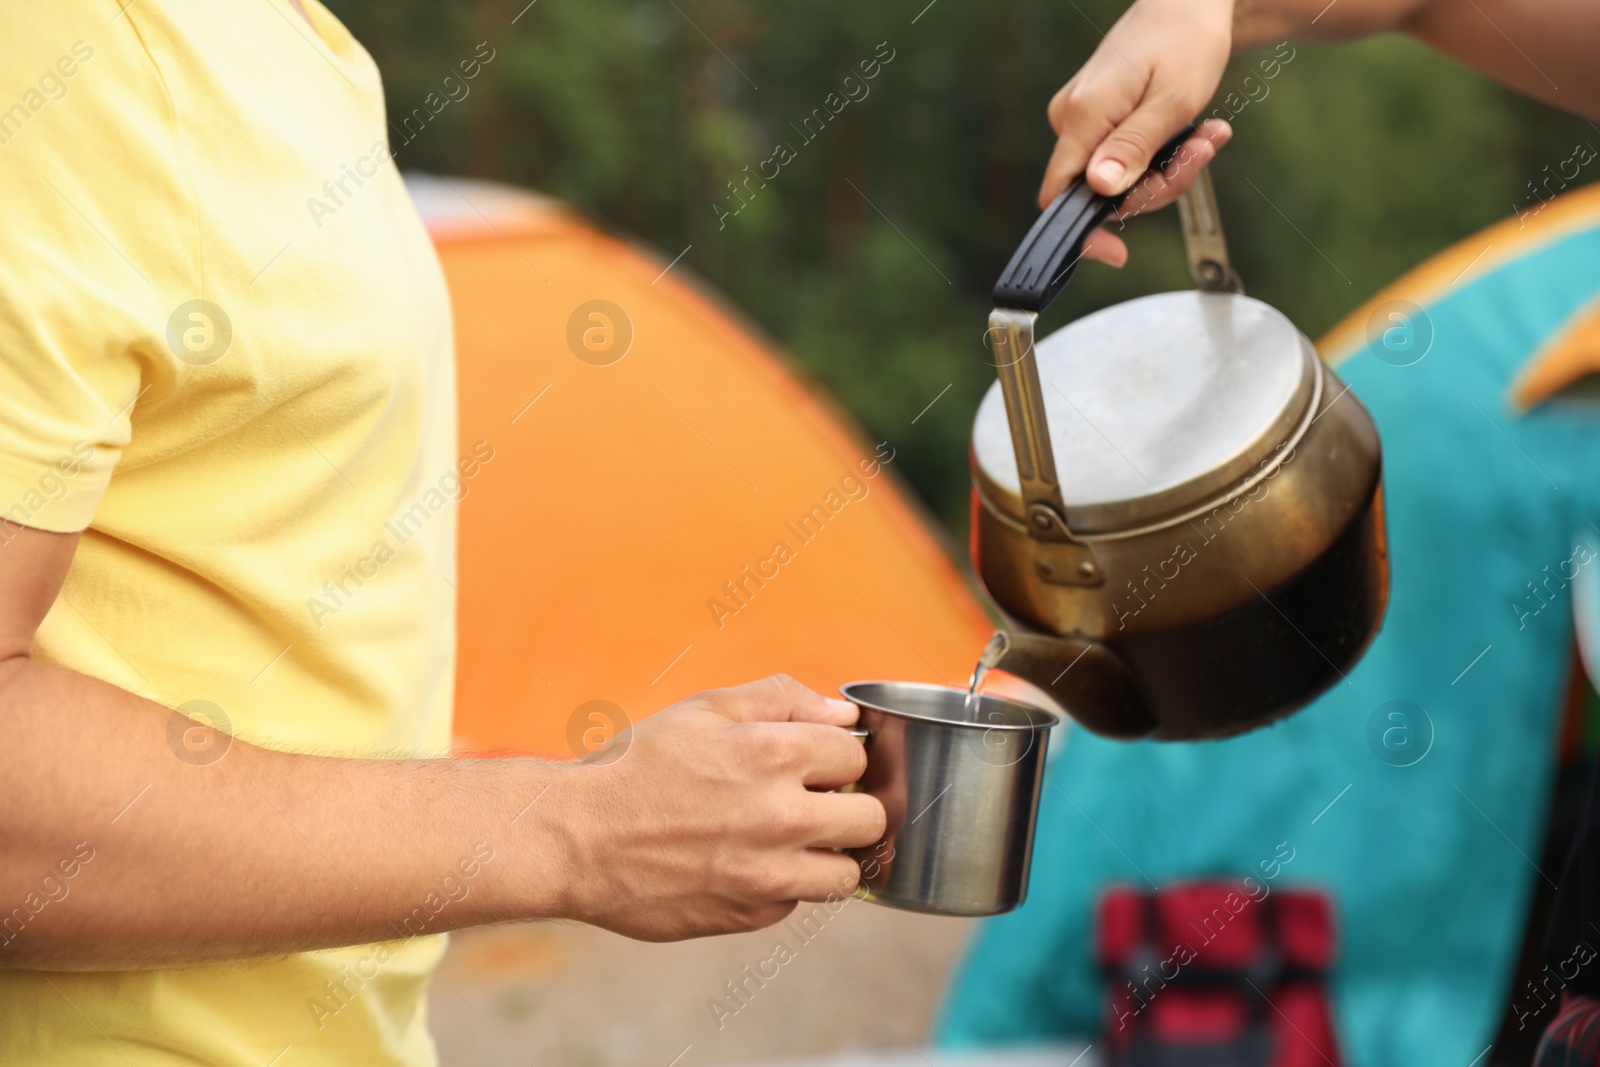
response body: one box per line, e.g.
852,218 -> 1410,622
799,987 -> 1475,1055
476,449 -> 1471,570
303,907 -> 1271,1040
0,9 -> 192,534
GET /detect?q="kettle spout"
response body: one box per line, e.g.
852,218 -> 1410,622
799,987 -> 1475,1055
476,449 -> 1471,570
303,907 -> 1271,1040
977,629 -> 1156,740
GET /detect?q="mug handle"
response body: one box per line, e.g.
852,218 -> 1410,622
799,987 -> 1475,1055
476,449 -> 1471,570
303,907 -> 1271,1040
837,727 -> 871,794
839,725 -> 884,901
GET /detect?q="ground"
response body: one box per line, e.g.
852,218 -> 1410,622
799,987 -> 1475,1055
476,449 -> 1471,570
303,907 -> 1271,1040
427,901 -> 1024,1066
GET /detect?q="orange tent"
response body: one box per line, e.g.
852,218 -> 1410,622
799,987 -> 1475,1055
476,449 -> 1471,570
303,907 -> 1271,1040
407,175 -> 994,758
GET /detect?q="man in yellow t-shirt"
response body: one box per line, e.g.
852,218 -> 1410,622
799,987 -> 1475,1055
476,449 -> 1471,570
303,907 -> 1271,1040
0,3 -> 884,1065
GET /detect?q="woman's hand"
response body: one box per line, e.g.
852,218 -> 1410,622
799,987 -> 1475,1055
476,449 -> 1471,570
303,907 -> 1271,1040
1042,0 -> 1238,265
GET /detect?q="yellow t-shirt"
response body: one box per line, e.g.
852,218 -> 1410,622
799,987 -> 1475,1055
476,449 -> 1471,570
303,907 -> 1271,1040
0,2 -> 457,1063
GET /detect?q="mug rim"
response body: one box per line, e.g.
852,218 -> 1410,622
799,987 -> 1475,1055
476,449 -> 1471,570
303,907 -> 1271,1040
840,680 -> 1060,732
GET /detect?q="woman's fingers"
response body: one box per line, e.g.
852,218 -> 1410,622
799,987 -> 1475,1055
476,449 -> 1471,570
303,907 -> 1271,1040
1113,119 -> 1233,216
1081,228 -> 1129,267
1079,120 -> 1233,266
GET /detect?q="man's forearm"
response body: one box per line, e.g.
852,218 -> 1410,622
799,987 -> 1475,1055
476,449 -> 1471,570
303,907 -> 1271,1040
1232,0 -> 1600,118
0,656 -> 574,969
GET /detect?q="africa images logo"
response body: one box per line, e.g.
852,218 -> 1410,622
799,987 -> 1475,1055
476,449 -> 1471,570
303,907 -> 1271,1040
165,299 -> 233,367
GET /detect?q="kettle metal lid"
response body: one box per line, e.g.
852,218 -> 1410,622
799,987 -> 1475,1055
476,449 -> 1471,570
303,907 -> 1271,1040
973,290 -> 1320,536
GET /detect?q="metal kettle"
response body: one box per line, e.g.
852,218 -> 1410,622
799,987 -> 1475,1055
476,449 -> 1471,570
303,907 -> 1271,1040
971,136 -> 1389,741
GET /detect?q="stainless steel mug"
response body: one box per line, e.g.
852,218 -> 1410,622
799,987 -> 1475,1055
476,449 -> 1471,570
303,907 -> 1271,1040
840,680 -> 1059,916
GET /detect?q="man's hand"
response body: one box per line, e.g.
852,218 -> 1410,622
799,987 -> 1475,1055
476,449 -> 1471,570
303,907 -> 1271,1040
556,675 -> 885,941
0,524 -> 883,966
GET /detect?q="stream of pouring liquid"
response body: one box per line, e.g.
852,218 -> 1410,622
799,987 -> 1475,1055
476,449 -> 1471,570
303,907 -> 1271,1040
963,632 -> 1010,719
963,657 -> 992,721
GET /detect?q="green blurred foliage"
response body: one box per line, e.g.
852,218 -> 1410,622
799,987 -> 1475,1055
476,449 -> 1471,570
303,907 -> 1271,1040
329,0 -> 1594,535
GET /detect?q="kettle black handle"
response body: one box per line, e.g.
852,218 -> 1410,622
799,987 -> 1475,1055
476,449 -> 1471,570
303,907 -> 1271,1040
992,124 -> 1197,313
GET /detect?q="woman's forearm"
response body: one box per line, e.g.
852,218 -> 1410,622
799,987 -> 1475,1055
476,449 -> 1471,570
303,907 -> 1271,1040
1232,0 -> 1600,118
1231,0 -> 1430,48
